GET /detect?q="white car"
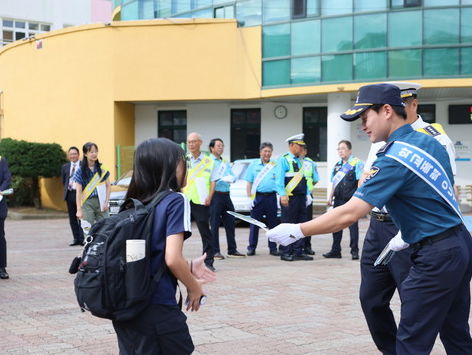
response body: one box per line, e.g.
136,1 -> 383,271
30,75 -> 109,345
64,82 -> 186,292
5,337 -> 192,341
229,159 -> 257,213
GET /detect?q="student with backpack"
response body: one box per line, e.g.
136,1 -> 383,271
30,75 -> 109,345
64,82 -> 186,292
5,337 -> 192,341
111,138 -> 212,354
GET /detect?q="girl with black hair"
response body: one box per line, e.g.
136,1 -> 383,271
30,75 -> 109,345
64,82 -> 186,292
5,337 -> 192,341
74,142 -> 111,226
112,137 -> 215,355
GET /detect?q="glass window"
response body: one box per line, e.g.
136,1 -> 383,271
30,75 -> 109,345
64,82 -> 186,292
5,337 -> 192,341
263,24 -> 290,58
213,0 -> 230,4
28,23 -> 39,30
263,59 -> 290,86
157,0 -> 172,17
303,107 -> 327,161
322,17 -> 352,53
194,0 -> 212,8
215,7 -> 224,18
158,110 -> 187,144
2,20 -> 13,27
2,31 -> 13,41
424,48 -> 459,76
225,5 -> 235,18
191,8 -> 213,17
355,51 -> 386,79
140,0 -> 155,19
462,0 -> 472,4
291,56 -> 321,83
231,109 -> 261,161
388,10 -> 421,47
321,54 -> 353,82
121,1 -> 139,20
307,0 -> 320,16
391,0 -> 422,7
293,0 -> 307,19
15,32 -> 25,40
424,9 -> 459,45
15,21 -> 25,29
388,49 -> 421,78
424,0 -> 458,6
263,0 -> 290,24
236,0 -> 262,26
461,9 -> 472,43
354,13 -> 386,49
292,20 -> 320,55
354,0 -> 387,12
321,0 -> 352,16
172,0 -> 191,14
461,48 -> 472,75
418,104 -> 435,124
40,24 -> 50,31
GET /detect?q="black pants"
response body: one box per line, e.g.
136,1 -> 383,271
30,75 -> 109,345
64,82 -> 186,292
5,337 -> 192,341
113,304 -> 194,355
0,218 -> 6,268
279,194 -> 307,256
248,193 -> 278,253
66,190 -> 83,243
331,199 -> 358,254
360,217 -> 411,355
190,202 -> 214,266
304,201 -> 314,250
210,193 -> 237,254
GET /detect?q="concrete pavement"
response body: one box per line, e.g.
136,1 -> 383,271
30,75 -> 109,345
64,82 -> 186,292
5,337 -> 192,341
0,217 -> 457,354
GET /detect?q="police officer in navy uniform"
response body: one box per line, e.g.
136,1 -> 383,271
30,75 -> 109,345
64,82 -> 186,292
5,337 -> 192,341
275,134 -> 313,262
358,82 -> 458,354
0,156 -> 12,279
244,142 -> 279,256
268,84 -> 472,353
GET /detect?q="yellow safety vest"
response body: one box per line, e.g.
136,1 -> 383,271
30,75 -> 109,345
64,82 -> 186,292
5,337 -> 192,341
183,154 -> 214,205
284,154 -> 308,196
303,157 -> 316,193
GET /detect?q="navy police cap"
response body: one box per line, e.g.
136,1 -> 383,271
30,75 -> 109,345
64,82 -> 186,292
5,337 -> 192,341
341,83 -> 405,121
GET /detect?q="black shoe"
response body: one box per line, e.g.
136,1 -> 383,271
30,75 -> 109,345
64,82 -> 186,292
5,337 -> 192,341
352,251 -> 359,260
304,248 -> 315,256
214,252 -> 225,260
294,254 -> 314,261
323,251 -> 342,259
246,250 -> 256,256
0,268 -> 9,279
69,241 -> 83,246
280,254 -> 294,262
269,250 -> 280,256
227,251 -> 246,258
205,264 -> 216,272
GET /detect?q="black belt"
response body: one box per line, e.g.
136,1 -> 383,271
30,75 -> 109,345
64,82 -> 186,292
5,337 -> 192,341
411,224 -> 463,249
215,191 -> 230,195
370,211 -> 392,222
256,191 -> 276,196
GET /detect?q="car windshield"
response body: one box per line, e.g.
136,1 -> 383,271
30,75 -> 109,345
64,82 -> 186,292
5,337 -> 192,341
115,170 -> 132,186
232,162 -> 250,180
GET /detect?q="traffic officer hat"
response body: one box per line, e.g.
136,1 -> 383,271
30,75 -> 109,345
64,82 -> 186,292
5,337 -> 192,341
286,133 -> 306,146
385,81 -> 422,100
341,83 -> 404,121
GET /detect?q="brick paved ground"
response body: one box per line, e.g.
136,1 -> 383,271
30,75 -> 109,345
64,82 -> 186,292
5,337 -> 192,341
0,217 -> 463,354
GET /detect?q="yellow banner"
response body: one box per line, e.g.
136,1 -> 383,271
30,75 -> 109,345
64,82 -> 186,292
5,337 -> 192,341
285,168 -> 304,196
81,167 -> 109,206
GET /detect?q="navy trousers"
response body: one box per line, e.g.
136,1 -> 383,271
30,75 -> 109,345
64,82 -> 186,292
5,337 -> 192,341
247,193 -> 278,253
304,201 -> 314,250
360,217 -> 411,355
190,202 -> 214,267
331,199 -> 358,254
66,190 -> 84,243
0,218 -> 6,268
209,193 -> 237,254
396,225 -> 472,354
279,194 -> 307,257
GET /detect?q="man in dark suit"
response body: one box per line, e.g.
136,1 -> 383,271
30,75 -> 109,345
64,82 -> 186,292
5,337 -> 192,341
61,146 -> 84,246
0,156 -> 12,279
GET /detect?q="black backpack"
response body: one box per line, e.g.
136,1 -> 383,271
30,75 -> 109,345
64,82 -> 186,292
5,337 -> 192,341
73,191 -> 172,321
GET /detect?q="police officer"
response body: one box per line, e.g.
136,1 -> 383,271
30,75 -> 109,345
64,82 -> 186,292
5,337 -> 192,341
183,132 -> 216,272
300,146 -> 319,256
324,140 -> 364,260
275,134 -> 313,262
268,83 -> 472,353
244,142 -> 279,256
359,82 -> 458,354
208,138 -> 245,259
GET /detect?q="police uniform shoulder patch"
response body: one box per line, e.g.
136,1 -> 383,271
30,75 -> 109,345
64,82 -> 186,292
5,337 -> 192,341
376,141 -> 394,156
364,166 -> 380,182
423,124 -> 440,137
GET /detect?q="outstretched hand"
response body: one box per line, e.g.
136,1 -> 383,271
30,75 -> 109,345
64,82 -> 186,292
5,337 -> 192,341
267,223 -> 305,246
191,253 -> 216,283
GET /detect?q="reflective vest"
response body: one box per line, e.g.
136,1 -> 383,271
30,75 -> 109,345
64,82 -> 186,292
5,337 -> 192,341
303,157 -> 315,193
283,153 -> 307,196
183,153 -> 214,205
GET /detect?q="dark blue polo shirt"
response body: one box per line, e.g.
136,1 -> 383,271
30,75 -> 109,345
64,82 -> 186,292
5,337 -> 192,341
150,192 -> 192,305
355,125 -> 461,244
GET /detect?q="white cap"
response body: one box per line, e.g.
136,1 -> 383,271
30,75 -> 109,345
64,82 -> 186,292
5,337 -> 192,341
285,133 -> 305,145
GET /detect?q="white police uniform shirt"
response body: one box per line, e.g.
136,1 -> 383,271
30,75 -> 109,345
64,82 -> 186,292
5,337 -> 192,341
364,115 -> 456,214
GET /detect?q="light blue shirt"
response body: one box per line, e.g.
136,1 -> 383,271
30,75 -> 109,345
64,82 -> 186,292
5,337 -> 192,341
210,155 -> 234,192
355,124 -> 461,244
244,159 -> 277,193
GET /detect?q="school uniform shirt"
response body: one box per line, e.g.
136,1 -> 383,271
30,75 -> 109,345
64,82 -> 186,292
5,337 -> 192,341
355,124 -> 461,244
73,165 -> 110,198
210,155 -> 234,192
244,159 -> 277,193
150,192 -> 191,305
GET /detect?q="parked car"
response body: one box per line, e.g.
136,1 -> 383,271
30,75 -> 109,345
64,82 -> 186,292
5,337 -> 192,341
108,159 -> 256,215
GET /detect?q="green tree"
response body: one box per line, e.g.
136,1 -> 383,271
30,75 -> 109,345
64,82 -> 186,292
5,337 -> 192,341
0,138 -> 67,208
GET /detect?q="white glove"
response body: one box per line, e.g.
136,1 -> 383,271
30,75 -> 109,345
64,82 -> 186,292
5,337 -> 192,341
305,195 -> 313,207
267,223 -> 305,246
220,175 -> 235,183
247,199 -> 255,211
388,232 -> 410,251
